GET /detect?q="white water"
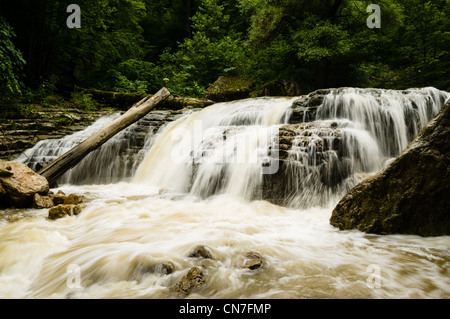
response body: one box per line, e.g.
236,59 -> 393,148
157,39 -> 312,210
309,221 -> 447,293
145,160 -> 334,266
2,88 -> 450,299
134,97 -> 294,199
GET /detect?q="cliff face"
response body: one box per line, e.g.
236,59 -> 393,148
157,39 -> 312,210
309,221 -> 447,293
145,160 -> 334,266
330,99 -> 450,236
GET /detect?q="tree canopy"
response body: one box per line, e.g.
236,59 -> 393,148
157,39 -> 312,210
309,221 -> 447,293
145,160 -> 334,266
0,0 -> 449,100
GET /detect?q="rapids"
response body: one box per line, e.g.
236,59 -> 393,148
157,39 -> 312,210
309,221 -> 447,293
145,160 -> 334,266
1,87 -> 449,299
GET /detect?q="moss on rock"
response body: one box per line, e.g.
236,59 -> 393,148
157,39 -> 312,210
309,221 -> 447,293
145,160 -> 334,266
169,267 -> 205,296
205,76 -> 254,102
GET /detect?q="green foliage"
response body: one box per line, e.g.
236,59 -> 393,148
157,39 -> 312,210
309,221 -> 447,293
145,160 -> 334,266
242,36 -> 299,87
59,0 -> 148,89
70,91 -> 98,112
0,18 -> 25,96
1,0 -> 449,101
190,0 -> 230,38
154,0 -> 245,96
105,59 -> 160,94
294,16 -> 352,63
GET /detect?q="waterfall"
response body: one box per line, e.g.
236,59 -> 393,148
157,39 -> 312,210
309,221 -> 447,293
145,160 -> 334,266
316,87 -> 447,156
16,87 -> 449,207
278,87 -> 449,207
133,97 -> 295,200
133,87 -> 449,207
15,110 -> 184,185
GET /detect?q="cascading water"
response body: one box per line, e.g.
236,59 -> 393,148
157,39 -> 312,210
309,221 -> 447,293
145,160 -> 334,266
132,87 -> 449,209
133,97 -> 295,200
1,87 -> 449,299
16,110 -> 185,185
315,87 -> 446,157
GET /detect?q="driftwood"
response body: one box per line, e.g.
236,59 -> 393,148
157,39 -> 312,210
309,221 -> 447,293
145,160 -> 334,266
38,87 -> 171,186
78,87 -> 214,110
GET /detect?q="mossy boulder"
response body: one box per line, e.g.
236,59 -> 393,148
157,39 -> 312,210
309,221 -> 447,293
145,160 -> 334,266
330,99 -> 450,236
48,204 -> 83,220
240,251 -> 264,270
205,76 -> 254,102
169,267 -> 205,296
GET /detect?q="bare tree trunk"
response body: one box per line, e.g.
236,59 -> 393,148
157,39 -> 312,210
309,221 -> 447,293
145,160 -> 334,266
38,88 -> 171,186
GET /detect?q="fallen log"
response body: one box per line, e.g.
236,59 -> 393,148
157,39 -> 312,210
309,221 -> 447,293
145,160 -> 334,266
77,87 -> 214,110
38,87 -> 171,186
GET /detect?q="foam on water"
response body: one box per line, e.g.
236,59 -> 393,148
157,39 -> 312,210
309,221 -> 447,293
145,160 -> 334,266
1,184 -> 449,299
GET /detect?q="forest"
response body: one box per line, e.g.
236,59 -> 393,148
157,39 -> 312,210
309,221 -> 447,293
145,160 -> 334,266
1,0 -> 449,109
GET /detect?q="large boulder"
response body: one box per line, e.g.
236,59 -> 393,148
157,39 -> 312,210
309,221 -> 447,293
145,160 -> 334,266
0,160 -> 49,207
330,99 -> 450,236
205,76 -> 254,102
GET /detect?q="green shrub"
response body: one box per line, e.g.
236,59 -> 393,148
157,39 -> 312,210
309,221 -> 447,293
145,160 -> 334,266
70,91 -> 98,112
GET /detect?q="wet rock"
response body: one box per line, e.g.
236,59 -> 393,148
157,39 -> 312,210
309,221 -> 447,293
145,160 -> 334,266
0,106 -> 114,161
240,251 -> 264,270
64,193 -> 84,205
0,183 -> 8,207
187,245 -> 214,260
0,160 -> 49,207
169,267 -> 205,296
157,261 -> 176,275
52,190 -> 66,205
290,89 -> 328,123
330,99 -> 450,236
262,122 -> 345,206
51,190 -> 84,206
33,193 -> 54,209
130,256 -> 175,281
48,204 -> 83,220
276,122 -> 342,161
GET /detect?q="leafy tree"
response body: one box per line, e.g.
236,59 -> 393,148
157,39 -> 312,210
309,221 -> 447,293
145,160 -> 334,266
107,59 -> 158,94
237,0 -> 353,90
0,18 -> 26,96
65,0 -> 147,88
155,0 -> 245,96
394,0 -> 450,89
